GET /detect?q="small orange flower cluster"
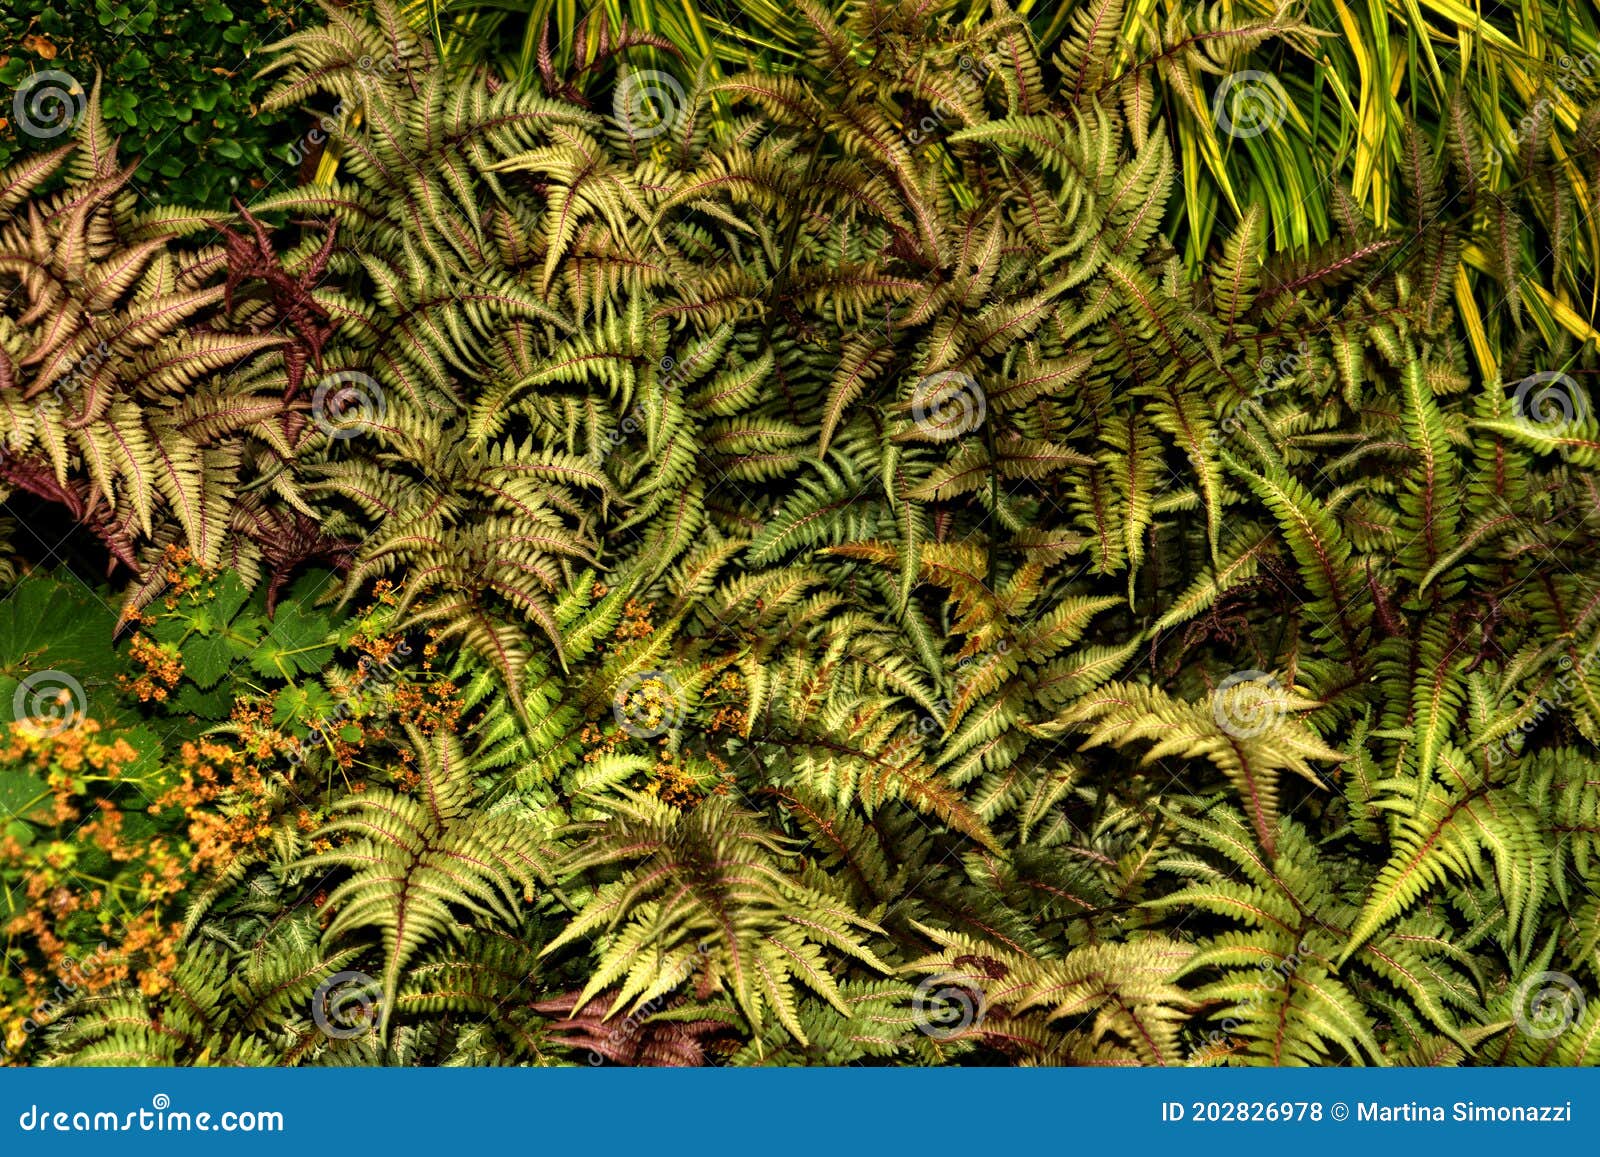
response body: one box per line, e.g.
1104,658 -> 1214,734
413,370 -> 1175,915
701,670 -> 747,734
640,749 -> 735,810
7,905 -> 74,980
319,608 -> 463,783
154,739 -> 275,876
1,717 -> 140,788
80,803 -> 126,857
702,749 -> 733,787
615,599 -> 656,641
350,631 -> 405,669
121,914 -> 183,997
231,698 -> 296,763
8,909 -> 187,1010
320,721 -> 373,774
159,545 -> 201,605
0,908 -> 184,1058
574,657 -> 751,805
1,716 -> 188,1044
578,721 -> 624,763
391,679 -> 462,739
118,634 -> 184,702
645,753 -> 704,808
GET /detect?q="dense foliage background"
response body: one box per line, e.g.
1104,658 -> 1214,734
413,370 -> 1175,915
1,0 -> 1599,1067
2,0 -> 316,206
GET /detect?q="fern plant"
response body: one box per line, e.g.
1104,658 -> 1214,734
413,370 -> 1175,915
6,0 -> 1600,1069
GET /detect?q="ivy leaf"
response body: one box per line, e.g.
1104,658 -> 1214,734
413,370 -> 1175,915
248,603 -> 333,679
272,680 -> 336,729
0,576 -> 119,685
170,681 -> 235,720
181,633 -> 234,689
206,572 -> 251,624
0,769 -> 51,824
